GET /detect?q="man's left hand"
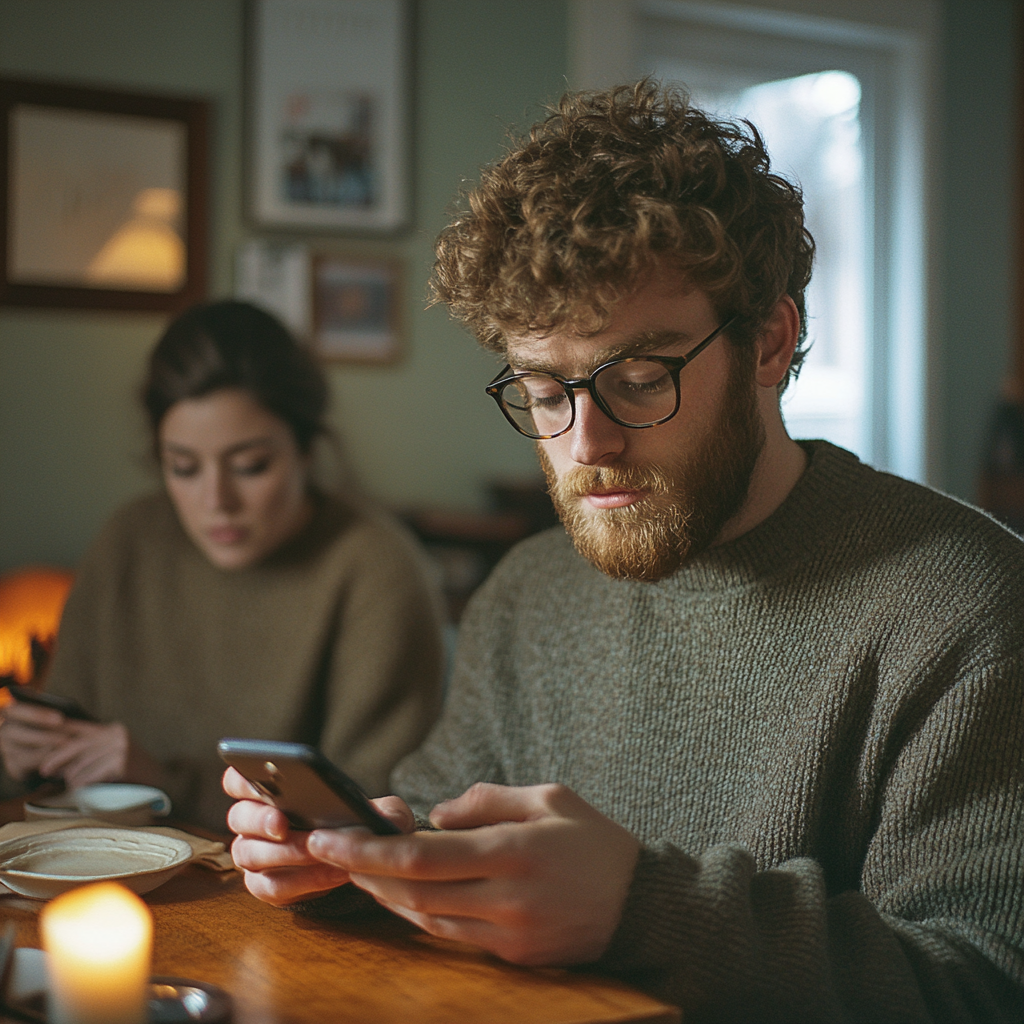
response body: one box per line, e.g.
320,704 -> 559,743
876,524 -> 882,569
306,781 -> 641,966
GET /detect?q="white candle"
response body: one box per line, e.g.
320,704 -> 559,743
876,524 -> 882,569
40,881 -> 152,1024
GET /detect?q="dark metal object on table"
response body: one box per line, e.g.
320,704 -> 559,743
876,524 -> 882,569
148,977 -> 232,1023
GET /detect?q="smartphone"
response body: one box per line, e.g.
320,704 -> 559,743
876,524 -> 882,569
5,684 -> 96,722
217,738 -> 402,834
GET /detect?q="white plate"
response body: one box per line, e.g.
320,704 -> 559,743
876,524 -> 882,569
0,827 -> 193,899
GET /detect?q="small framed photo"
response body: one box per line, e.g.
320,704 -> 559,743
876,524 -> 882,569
247,0 -> 411,233
311,255 -> 402,363
0,77 -> 208,312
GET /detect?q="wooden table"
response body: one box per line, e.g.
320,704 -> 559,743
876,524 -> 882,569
0,822 -> 680,1023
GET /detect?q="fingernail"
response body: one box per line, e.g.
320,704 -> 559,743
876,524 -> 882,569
265,811 -> 285,841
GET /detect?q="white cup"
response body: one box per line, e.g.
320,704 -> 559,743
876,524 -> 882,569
72,784 -> 172,826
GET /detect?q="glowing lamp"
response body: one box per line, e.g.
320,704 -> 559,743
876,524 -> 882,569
40,881 -> 153,1024
0,567 -> 74,688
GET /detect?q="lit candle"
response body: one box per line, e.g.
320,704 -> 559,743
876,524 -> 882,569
40,881 -> 152,1024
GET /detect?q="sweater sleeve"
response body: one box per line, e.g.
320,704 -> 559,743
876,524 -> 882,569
599,656 -> 1024,1024
314,514 -> 447,799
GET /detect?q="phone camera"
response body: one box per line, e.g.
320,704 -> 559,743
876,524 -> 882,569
264,761 -> 280,775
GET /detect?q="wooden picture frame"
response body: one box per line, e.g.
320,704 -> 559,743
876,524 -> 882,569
311,254 -> 402,363
0,77 -> 208,312
247,0 -> 411,233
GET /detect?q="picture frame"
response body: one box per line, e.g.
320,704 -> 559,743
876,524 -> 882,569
0,77 -> 208,312
311,254 -> 402,363
247,0 -> 411,233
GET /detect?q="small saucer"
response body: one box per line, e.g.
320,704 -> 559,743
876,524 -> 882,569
3,950 -> 232,1023
148,977 -> 232,1023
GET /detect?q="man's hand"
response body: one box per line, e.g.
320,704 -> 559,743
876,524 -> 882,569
306,782 -> 641,967
223,766 -> 415,906
0,702 -> 166,790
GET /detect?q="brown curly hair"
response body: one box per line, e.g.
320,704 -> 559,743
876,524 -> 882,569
431,79 -> 815,387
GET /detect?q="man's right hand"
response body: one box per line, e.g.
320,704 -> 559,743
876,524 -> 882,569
223,766 -> 415,906
0,700 -> 69,780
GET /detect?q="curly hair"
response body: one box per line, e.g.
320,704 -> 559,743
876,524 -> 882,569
431,79 -> 815,387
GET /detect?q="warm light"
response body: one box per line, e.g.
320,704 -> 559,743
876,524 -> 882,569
0,567 -> 74,685
86,187 -> 186,291
41,881 -> 152,1024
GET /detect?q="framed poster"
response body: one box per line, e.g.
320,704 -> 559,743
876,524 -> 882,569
0,77 -> 208,312
248,0 -> 411,232
311,255 -> 402,362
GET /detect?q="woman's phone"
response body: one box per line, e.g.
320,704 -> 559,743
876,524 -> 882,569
217,738 -> 402,834
5,684 -> 96,722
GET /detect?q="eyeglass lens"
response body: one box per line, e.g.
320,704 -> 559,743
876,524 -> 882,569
500,359 -> 677,437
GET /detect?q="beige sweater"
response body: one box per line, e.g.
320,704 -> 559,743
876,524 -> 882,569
394,442 -> 1024,1023
46,490 -> 445,829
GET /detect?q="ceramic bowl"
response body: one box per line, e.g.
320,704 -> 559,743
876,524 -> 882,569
0,827 -> 192,899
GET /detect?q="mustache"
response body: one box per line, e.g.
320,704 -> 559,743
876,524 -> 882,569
552,463 -> 672,501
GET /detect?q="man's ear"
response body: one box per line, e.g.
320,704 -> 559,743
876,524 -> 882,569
754,295 -> 801,389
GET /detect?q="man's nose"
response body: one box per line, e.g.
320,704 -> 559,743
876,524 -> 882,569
568,391 -> 627,466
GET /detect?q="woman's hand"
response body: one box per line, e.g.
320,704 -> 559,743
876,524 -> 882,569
38,720 -> 167,790
0,700 -> 68,780
0,702 -> 167,789
223,766 -> 415,906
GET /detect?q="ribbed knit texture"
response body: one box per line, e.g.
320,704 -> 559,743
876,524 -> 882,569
394,442 -> 1024,1023
41,489 -> 446,830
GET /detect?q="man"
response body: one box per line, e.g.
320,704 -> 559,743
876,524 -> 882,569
225,82 -> 1024,1022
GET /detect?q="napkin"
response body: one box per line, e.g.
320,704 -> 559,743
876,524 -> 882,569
0,817 -> 235,874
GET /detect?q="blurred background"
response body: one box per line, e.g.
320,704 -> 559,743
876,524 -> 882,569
0,0 -> 1020,602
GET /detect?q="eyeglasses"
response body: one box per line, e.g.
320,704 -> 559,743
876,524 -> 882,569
485,318 -> 735,440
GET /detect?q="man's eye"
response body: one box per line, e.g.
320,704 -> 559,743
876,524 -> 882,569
167,462 -> 198,478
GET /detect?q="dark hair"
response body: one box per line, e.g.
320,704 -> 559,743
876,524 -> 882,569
431,79 -> 815,387
142,300 -> 329,454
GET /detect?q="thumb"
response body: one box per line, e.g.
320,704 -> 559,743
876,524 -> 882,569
429,782 -> 554,829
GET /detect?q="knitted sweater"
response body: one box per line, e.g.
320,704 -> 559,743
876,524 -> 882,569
393,441 -> 1024,1023
44,489 -> 445,830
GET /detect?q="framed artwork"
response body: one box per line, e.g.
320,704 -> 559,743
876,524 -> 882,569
248,0 -> 411,233
311,254 -> 402,362
0,77 -> 208,312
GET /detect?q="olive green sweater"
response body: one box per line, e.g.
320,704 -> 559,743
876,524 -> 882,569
393,442 -> 1024,1023
45,490 -> 445,830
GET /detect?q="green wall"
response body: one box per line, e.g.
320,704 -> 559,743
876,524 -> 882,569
937,0 -> 1018,500
0,0 -> 1019,571
0,0 -> 566,571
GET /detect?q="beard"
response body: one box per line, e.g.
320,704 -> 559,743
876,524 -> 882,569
538,351 -> 766,582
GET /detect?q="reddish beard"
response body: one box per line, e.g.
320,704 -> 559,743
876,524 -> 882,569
538,351 -> 765,581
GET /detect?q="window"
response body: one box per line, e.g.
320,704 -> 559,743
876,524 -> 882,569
570,0 -> 937,481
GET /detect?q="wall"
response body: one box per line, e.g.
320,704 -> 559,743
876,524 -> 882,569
936,0 -> 1018,500
0,0 -> 1019,571
0,0 -> 567,571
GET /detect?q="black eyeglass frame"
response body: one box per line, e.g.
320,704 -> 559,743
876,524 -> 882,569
485,317 -> 736,439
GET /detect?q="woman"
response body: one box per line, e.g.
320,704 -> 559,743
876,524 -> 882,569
0,301 -> 445,829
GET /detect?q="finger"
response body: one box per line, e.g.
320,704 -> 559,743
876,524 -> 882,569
429,782 -> 567,830
349,873 -> 501,923
242,867 -> 353,908
1,702 -> 67,730
222,766 -> 263,800
307,824 -> 512,880
230,834 -> 323,871
0,722 -> 68,750
226,797 -> 292,842
38,735 -> 102,778
370,795 -> 416,834
369,899 -> 530,963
